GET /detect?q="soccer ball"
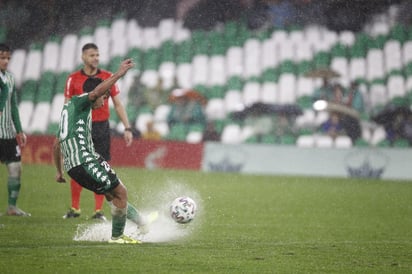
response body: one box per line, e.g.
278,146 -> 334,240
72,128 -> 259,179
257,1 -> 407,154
170,196 -> 196,224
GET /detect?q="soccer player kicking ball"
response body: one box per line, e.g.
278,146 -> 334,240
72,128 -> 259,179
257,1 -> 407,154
54,59 -> 155,244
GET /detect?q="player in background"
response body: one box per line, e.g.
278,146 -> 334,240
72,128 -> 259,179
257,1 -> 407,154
0,43 -> 29,216
63,43 -> 133,221
55,59 -> 153,244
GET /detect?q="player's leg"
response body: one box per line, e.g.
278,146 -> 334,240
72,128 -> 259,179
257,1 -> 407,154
92,193 -> 107,221
127,202 -> 159,235
68,159 -> 139,244
1,139 -> 30,216
6,161 -> 29,216
91,121 -> 110,220
62,179 -> 82,218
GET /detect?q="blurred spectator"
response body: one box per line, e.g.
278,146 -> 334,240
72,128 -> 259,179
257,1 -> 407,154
142,121 -> 162,141
145,78 -> 169,110
245,0 -> 270,30
167,89 -> 206,128
202,121 -> 220,142
401,113 -> 412,145
312,78 -> 333,102
330,83 -> 345,104
266,0 -> 298,28
319,112 -> 345,140
344,81 -> 365,114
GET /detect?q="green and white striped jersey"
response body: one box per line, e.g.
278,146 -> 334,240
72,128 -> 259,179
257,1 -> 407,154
0,70 -> 22,139
57,93 -> 98,171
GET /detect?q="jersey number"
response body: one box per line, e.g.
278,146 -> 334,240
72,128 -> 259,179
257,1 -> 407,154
59,109 -> 69,139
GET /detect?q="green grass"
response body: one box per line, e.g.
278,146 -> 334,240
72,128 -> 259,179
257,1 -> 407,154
0,164 -> 411,273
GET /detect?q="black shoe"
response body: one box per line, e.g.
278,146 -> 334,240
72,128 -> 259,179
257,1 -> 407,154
63,208 -> 80,219
91,211 -> 107,222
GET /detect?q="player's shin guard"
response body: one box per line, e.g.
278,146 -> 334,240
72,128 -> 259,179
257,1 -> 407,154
110,204 -> 127,238
126,202 -> 146,226
7,177 -> 20,206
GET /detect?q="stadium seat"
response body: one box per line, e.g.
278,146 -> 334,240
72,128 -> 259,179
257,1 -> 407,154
339,30 -> 356,47
209,55 -> 226,86
50,93 -> 65,124
315,135 -> 334,148
191,55 -> 208,86
402,41 -> 412,66
135,113 -> 154,134
173,20 -> 191,43
18,101 -> 34,132
153,104 -> 171,122
221,124 -> 242,144
110,16 -> 127,42
126,19 -> 143,49
29,102 -> 51,134
260,82 -> 278,104
296,76 -> 314,97
295,109 -> 316,129
366,48 -> 385,82
261,39 -> 278,69
272,29 -> 288,45
243,38 -> 261,78
296,134 -> 315,147
242,82 -> 261,107
8,49 -> 26,88
384,39 -> 402,74
349,57 -> 366,83
76,30 -> 94,67
226,46 -> 243,77
94,21 -> 111,66
140,69 -> 159,88
277,73 -> 296,104
224,90 -> 244,113
295,42 -> 313,62
386,74 -> 406,100
158,18 -> 175,43
142,26 -> 161,50
370,126 -> 387,146
186,131 -> 203,143
334,135 -> 352,148
176,63 -> 192,89
42,38 -> 60,72
368,83 -> 387,110
23,45 -> 42,82
58,34 -> 78,73
205,98 -> 226,120
153,121 -> 169,137
278,39 -> 294,63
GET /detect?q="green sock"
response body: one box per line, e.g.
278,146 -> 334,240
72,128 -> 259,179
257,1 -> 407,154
111,207 -> 127,238
126,202 -> 144,225
8,177 -> 21,206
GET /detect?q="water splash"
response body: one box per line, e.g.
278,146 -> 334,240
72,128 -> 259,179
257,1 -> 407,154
73,180 -> 202,243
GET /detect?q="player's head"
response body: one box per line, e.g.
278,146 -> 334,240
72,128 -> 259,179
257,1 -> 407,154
83,77 -> 108,109
81,43 -> 99,69
0,43 -> 11,72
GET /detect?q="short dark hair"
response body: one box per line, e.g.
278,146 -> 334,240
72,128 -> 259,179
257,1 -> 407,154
82,77 -> 103,93
82,43 -> 98,52
0,43 -> 11,53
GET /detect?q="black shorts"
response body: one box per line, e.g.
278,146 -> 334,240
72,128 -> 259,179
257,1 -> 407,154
92,120 -> 111,161
0,139 -> 21,163
67,157 -> 120,194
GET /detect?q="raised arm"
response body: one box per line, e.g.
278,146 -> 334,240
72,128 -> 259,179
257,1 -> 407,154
88,59 -> 134,101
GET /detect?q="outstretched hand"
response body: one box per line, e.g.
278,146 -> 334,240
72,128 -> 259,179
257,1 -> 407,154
117,58 -> 135,76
